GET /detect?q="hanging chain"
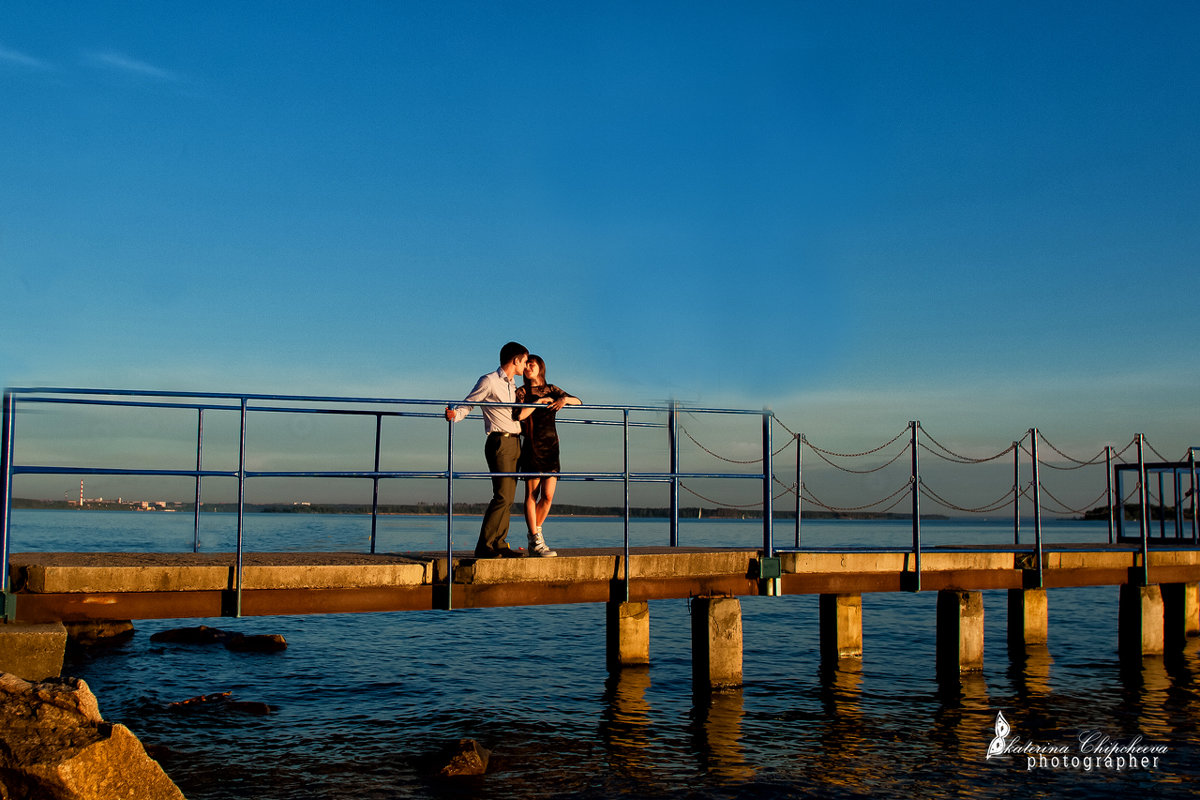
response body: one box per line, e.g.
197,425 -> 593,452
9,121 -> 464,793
801,427 -> 910,459
807,440 -> 911,474
679,424 -> 793,465
917,478 -> 1021,515
920,428 -> 1017,464
1037,483 -> 1110,516
679,480 -> 791,509
800,478 -> 914,513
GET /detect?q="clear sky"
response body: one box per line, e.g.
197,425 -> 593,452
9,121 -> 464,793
3,2 -> 1199,504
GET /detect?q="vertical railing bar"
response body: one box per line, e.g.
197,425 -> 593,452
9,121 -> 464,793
1116,465 -> 1126,542
1105,446 -> 1114,544
623,409 -> 631,603
1,392 -> 14,621
445,417 -> 454,611
762,409 -> 773,559
235,397 -> 248,618
669,401 -> 679,547
1137,433 -> 1149,586
1191,447 -> 1198,544
1031,428 -> 1043,588
193,408 -> 203,554
1174,468 -> 1184,540
370,413 -> 382,554
1158,471 -> 1167,540
795,433 -> 803,548
1012,441 -> 1021,546
910,420 -> 921,592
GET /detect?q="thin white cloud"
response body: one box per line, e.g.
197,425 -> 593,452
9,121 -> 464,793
0,45 -> 54,71
85,50 -> 180,82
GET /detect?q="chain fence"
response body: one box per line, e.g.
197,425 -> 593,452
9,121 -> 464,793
674,415 -> 1189,526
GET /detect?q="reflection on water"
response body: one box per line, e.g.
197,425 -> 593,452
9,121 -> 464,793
690,688 -> 752,781
1008,644 -> 1054,699
599,668 -> 654,783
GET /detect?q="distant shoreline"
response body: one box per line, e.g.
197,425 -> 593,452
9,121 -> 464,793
9,497 -> 951,521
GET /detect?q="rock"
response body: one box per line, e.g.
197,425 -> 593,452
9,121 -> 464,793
149,626 -> 287,653
224,633 -> 287,653
64,621 -> 135,650
149,625 -> 233,645
167,692 -> 271,716
0,672 -> 185,800
438,738 -> 491,777
166,692 -> 232,710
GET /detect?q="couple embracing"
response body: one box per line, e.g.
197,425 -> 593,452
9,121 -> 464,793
444,342 -> 580,559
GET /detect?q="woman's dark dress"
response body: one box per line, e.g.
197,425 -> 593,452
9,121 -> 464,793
515,383 -> 573,474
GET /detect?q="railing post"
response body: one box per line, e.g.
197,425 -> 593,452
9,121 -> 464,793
795,433 -> 803,548
1137,433 -> 1149,585
1191,447 -> 1198,544
669,401 -> 679,547
445,416 -> 455,611
234,397 -> 247,618
623,409 -> 631,603
2,391 -> 14,621
1030,428 -> 1043,588
1106,445 -> 1114,544
1173,468 -> 1183,540
910,420 -> 921,592
762,410 -> 773,559
1012,441 -> 1021,546
1158,471 -> 1167,540
193,408 -> 203,553
370,413 -> 382,554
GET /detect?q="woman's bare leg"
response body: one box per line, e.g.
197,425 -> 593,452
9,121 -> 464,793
535,476 -> 558,530
523,478 -> 541,536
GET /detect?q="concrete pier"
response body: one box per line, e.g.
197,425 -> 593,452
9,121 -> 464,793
1161,582 -> 1199,651
1007,588 -> 1048,652
936,590 -> 984,678
606,600 -> 650,670
1118,584 -> 1164,658
691,597 -> 743,692
0,622 -> 67,680
819,593 -> 863,663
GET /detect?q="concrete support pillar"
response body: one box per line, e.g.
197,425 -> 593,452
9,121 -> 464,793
1007,588 -> 1048,652
1118,584 -> 1164,658
819,593 -> 862,663
691,597 -> 742,691
936,590 -> 984,678
606,600 -> 650,671
0,622 -> 67,680
1161,582 -> 1199,651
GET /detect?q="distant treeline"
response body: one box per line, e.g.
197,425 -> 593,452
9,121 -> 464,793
1081,504 -> 1197,522
11,497 -> 947,521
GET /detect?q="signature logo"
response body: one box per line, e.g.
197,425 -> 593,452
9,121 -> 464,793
986,710 -> 1010,760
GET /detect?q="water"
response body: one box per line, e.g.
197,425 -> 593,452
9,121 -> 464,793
10,510 -> 1200,799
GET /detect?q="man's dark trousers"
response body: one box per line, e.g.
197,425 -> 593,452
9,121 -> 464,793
476,433 -> 520,555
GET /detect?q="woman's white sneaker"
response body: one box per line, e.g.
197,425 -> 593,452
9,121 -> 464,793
528,532 -> 557,557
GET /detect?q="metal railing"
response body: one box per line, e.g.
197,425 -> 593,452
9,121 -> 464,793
1,387 -> 775,619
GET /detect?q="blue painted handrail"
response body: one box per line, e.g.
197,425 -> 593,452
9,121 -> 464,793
1,388 -> 774,619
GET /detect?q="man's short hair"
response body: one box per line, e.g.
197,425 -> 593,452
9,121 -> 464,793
499,341 -> 529,366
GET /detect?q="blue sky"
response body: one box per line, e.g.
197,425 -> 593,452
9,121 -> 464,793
3,1 -> 1199,497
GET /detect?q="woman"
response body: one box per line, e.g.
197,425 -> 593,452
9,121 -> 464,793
514,354 -> 580,557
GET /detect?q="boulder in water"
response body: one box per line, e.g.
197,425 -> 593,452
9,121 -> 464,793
438,738 -> 491,777
0,672 -> 185,800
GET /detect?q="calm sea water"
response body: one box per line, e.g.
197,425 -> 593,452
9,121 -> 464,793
10,510 -> 1200,799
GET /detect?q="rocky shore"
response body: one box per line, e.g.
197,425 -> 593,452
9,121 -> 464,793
0,672 -> 186,800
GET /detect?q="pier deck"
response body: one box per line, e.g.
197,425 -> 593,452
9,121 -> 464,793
8,545 -> 1200,623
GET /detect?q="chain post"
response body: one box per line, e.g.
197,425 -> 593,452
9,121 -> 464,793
910,420 -> 921,592
1031,428 -> 1043,588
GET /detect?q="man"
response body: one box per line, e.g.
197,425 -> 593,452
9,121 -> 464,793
444,341 -> 531,558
